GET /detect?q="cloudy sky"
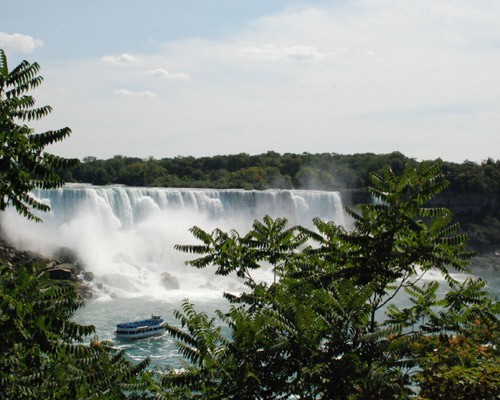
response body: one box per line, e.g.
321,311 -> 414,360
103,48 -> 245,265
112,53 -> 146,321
2,0 -> 500,163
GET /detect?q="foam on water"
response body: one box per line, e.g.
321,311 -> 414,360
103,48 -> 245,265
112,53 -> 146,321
0,185 -> 344,300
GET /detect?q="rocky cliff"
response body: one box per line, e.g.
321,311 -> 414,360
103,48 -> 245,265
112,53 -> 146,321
339,189 -> 500,270
0,240 -> 95,298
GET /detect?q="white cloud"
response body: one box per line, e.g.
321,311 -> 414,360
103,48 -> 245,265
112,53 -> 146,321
101,53 -> 139,65
0,32 -> 43,53
144,68 -> 191,80
115,89 -> 157,97
41,0 -> 500,163
240,44 -> 330,62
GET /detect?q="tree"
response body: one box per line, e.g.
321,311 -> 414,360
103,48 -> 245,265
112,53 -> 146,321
0,260 -> 152,399
0,51 -> 152,398
163,161 -> 499,399
409,278 -> 500,399
0,49 -> 79,221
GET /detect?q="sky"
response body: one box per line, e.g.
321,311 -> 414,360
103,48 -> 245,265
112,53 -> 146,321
1,0 -> 500,163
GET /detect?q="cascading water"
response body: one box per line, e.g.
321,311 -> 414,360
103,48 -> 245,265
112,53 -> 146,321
1,184 -> 345,301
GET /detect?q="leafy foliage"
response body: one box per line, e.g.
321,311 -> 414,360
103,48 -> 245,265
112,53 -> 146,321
0,48 -> 79,221
70,152 -> 413,190
164,161 -> 499,399
409,278 -> 500,399
69,152 -> 500,193
0,260 -> 152,399
0,50 -> 153,398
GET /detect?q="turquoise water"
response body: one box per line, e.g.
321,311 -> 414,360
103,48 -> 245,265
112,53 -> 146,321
74,268 -> 499,370
74,296 -> 228,368
480,270 -> 500,296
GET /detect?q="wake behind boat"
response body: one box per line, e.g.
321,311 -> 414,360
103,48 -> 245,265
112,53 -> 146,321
115,314 -> 164,340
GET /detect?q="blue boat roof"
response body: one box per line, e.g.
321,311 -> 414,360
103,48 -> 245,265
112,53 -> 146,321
116,316 -> 163,329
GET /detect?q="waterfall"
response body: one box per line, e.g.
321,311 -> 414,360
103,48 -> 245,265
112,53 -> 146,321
1,184 -> 344,300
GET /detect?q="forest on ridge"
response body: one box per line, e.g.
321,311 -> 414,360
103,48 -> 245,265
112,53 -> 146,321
69,151 -> 500,193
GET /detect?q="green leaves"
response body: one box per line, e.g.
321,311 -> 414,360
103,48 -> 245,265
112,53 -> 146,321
0,260 -> 153,399
176,216 -> 305,285
164,161 -> 499,399
0,48 -> 79,221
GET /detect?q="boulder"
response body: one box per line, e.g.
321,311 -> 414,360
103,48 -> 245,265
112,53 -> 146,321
83,271 -> 95,282
56,262 -> 80,275
161,272 -> 180,290
78,284 -> 95,299
47,268 -> 73,280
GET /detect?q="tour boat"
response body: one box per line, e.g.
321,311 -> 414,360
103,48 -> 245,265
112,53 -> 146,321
115,314 -> 164,340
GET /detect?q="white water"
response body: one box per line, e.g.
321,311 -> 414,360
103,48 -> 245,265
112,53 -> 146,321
1,184 -> 345,301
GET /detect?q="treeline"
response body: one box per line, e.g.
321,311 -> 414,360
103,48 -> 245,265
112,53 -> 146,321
67,151 -> 500,193
67,151 -> 396,189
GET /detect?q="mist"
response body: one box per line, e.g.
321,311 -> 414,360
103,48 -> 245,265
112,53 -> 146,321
1,185 -> 344,300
